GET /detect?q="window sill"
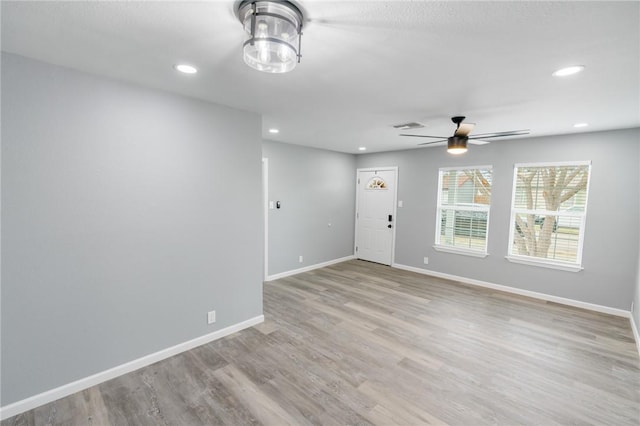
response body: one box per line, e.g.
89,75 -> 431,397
505,256 -> 583,272
433,245 -> 488,258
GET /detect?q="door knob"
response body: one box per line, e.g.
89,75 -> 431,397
388,224 -> 392,228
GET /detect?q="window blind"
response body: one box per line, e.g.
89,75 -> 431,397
435,166 -> 492,255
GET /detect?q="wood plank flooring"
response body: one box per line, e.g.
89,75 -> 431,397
3,260 -> 639,425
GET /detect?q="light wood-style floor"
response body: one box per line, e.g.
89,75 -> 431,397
3,260 -> 639,425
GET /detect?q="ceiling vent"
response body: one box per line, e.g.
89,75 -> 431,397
393,122 -> 424,130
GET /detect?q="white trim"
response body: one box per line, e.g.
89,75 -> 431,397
0,315 -> 264,421
506,255 -> 583,272
507,162 -> 591,269
265,255 -> 355,281
440,205 -> 491,213
355,167 -> 398,266
433,244 -> 488,258
356,167 -> 398,172
435,166 -> 492,255
438,164 -> 493,172
262,157 -> 269,280
514,160 -> 592,168
631,314 -> 640,358
392,263 -> 630,318
514,209 -> 585,217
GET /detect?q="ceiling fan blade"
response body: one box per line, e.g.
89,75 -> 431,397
399,134 -> 448,139
468,129 -> 530,139
468,140 -> 490,145
455,123 -> 475,137
417,139 -> 447,146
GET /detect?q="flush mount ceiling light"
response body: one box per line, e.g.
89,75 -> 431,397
268,128 -> 279,134
552,65 -> 585,77
237,0 -> 304,73
447,136 -> 468,155
573,123 -> 589,128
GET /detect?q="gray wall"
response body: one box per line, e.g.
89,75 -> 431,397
356,129 -> 640,310
262,141 -> 356,276
1,53 -> 264,405
634,145 -> 640,330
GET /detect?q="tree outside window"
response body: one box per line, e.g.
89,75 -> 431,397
507,162 -> 591,271
435,166 -> 492,256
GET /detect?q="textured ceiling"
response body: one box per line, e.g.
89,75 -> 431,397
2,1 -> 639,153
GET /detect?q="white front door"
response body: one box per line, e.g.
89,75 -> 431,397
355,168 -> 397,265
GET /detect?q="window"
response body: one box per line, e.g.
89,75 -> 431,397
507,161 -> 591,271
366,177 -> 387,189
435,166 -> 492,256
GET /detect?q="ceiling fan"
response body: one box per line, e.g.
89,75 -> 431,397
400,116 -> 529,154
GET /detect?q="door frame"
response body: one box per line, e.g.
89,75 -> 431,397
262,157 -> 269,280
354,166 -> 399,266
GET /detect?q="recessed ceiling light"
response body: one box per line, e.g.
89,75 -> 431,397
174,64 -> 198,74
552,65 -> 585,77
358,147 -> 367,151
268,128 -> 279,134
573,123 -> 589,128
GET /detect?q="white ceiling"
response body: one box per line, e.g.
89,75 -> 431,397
2,1 -> 639,154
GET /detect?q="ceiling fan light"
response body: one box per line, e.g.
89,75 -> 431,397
447,136 -> 468,155
238,1 -> 303,73
448,147 -> 468,155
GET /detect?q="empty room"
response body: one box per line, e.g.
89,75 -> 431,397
1,1 -> 639,425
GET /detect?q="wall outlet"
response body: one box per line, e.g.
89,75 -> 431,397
207,310 -> 216,324
423,257 -> 429,264
398,200 -> 403,207
299,255 -> 303,263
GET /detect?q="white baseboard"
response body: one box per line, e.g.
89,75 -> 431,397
631,314 -> 640,357
266,255 -> 355,281
0,315 -> 264,421
392,263 -> 631,318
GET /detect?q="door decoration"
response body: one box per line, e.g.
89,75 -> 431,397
366,177 -> 387,190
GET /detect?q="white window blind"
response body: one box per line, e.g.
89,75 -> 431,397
435,166 -> 492,255
507,161 -> 591,271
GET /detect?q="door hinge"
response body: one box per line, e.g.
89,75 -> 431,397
356,212 -> 359,219
355,246 -> 358,252
357,178 -> 360,184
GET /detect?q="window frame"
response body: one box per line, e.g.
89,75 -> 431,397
506,160 -> 592,272
434,165 -> 493,258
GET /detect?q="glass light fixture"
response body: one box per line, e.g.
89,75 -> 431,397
237,1 -> 304,73
447,136 -> 468,155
